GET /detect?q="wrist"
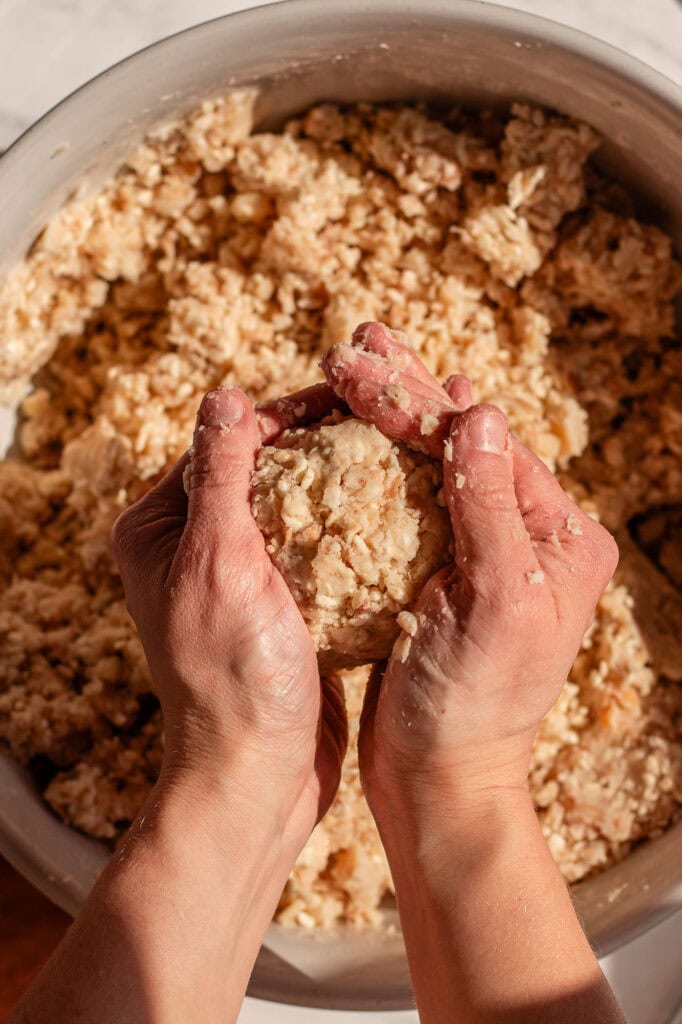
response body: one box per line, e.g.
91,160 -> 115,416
376,784 -> 540,899
155,751 -> 317,863
81,757 -> 307,1024
103,766 -> 310,955
159,713 -> 318,844
364,729 -> 535,834
376,778 -> 533,850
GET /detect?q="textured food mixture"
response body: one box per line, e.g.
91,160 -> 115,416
252,416 -> 452,669
0,93 -> 681,928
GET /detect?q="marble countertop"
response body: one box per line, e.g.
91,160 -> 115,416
1,1 -> 681,1022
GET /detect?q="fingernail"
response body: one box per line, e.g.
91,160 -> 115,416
468,408 -> 507,454
198,388 -> 243,430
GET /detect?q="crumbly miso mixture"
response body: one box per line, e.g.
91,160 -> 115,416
0,93 -> 681,924
252,416 -> 451,668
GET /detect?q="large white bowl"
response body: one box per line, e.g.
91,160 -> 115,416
0,0 -> 681,1010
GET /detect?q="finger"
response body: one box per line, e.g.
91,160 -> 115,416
322,342 -> 455,458
255,382 -> 347,444
512,439 -> 577,528
353,324 -> 477,419
446,405 -> 537,582
511,437 -> 618,586
183,387 -> 264,564
443,373 -> 474,412
351,321 -> 449,396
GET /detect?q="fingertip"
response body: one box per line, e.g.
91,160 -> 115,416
443,373 -> 474,412
445,404 -> 523,561
320,343 -> 356,398
196,387 -> 249,434
351,321 -> 380,345
187,387 -> 259,505
455,404 -> 509,456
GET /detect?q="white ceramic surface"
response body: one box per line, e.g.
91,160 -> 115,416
1,2 -> 681,1022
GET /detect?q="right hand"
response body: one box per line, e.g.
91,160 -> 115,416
322,323 -> 619,823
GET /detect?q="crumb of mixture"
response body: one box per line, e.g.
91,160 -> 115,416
566,513 -> 583,535
384,383 -> 411,411
251,417 -> 451,668
419,412 -> 439,435
0,94 -> 680,930
394,633 -> 412,663
526,569 -> 545,585
396,610 -> 419,637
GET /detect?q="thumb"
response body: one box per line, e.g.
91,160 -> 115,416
183,386 -> 263,563
446,405 -> 536,579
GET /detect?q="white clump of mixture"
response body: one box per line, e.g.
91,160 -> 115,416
252,416 -> 452,668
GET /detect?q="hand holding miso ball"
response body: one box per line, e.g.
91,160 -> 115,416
11,324 -> 624,1024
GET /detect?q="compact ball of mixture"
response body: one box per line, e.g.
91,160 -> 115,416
251,417 -> 453,668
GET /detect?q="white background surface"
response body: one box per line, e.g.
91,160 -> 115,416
1,0 -> 681,1021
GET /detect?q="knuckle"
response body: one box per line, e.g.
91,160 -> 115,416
491,580 -> 540,624
595,526 -> 620,578
574,520 -> 619,588
469,566 -> 524,611
188,447 -> 248,496
181,526 -> 261,598
458,469 -> 517,513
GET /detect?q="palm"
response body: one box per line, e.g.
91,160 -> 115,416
241,566 -> 347,820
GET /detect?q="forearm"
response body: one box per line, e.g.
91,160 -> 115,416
378,789 -> 625,1024
9,768 -> 306,1024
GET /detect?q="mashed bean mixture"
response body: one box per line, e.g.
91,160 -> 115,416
0,93 -> 680,927
252,415 -> 452,669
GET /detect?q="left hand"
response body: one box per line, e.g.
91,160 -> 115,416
111,382 -> 348,845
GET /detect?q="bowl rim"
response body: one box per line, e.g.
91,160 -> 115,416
1,0 -> 681,171
1,0 -> 682,1009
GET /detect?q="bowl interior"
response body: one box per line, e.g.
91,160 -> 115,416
1,0 -> 681,1010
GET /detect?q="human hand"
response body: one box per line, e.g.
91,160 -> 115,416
111,382 -> 348,844
322,323 -> 619,821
